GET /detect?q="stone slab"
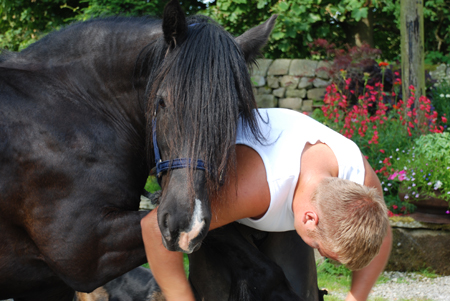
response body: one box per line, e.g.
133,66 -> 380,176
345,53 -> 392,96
386,227 -> 450,275
279,98 -> 302,110
313,78 -> 332,88
307,88 -> 326,100
286,89 -> 306,98
302,100 -> 313,112
316,61 -> 331,79
273,87 -> 285,98
289,59 -> 318,77
251,75 -> 266,87
257,86 -> 272,95
251,59 -> 273,77
279,75 -> 300,88
268,59 -> 291,75
256,94 -> 276,108
267,76 -> 280,88
298,77 -> 314,89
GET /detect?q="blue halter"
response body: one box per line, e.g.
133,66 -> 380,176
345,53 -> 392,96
152,102 -> 206,186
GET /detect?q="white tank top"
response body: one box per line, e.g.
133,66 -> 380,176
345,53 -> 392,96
236,108 -> 365,232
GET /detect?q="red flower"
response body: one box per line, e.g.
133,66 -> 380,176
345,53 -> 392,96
380,149 -> 385,153
442,116 -> 448,123
379,62 -> 389,67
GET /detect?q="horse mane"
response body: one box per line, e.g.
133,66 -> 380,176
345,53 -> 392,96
143,15 -> 264,194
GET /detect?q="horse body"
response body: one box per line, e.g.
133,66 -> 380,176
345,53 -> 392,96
0,1 -> 277,299
0,18 -> 160,299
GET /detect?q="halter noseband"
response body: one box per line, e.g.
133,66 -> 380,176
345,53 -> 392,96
152,102 -> 206,186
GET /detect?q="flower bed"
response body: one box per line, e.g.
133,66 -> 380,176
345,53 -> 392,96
313,62 -> 447,216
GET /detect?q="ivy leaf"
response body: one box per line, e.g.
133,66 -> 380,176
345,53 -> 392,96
278,2 -> 290,11
272,31 -> 286,40
257,0 -> 266,9
291,3 -> 306,15
351,7 -> 368,21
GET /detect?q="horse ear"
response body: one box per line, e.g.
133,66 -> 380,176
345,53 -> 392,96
162,0 -> 188,48
235,15 -> 278,63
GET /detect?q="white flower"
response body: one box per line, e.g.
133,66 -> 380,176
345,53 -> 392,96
427,182 -> 432,185
412,172 -> 416,176
434,180 -> 443,190
404,166 -> 408,170
412,183 -> 416,187
379,161 -> 382,164
440,94 -> 445,97
407,186 -> 411,189
415,194 -> 420,198
446,94 -> 450,98
388,183 -> 392,186
384,187 -> 388,191
390,156 -> 393,158
396,148 -> 399,151
404,195 -> 409,199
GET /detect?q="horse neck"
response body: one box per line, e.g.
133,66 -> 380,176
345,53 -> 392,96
17,18 -> 162,122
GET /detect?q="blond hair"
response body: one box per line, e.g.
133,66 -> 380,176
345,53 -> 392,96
309,177 -> 388,270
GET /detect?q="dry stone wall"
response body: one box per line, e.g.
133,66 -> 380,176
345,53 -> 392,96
429,63 -> 450,85
250,59 -> 332,113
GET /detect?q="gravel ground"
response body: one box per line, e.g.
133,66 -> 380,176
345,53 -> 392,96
329,271 -> 450,301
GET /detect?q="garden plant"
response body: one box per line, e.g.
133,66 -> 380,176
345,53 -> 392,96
313,60 -> 448,216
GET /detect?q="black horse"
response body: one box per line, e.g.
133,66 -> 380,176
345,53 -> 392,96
0,0 -> 276,299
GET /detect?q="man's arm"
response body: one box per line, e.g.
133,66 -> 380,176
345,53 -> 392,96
346,156 -> 392,301
141,145 -> 271,300
141,209 -> 195,301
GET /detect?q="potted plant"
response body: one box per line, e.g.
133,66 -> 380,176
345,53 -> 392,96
388,132 -> 450,223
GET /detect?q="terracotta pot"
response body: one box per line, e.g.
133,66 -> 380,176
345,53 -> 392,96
399,191 -> 450,224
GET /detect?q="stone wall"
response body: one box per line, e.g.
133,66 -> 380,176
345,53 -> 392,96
429,63 -> 450,85
250,59 -> 331,113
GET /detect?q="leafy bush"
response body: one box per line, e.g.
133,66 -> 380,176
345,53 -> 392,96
429,81 -> 450,127
385,133 -> 450,204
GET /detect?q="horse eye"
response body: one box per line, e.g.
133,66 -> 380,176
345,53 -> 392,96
158,98 -> 166,108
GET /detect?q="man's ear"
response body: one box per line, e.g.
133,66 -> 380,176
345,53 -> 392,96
235,15 -> 278,63
303,211 -> 319,227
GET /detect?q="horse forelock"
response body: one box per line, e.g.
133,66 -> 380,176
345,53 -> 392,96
146,16 -> 264,194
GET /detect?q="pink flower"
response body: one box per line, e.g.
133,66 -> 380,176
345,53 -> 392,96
398,170 -> 407,181
393,205 -> 398,209
388,172 -> 398,180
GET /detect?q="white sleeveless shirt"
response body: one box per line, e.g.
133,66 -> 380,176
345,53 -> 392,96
236,108 -> 365,232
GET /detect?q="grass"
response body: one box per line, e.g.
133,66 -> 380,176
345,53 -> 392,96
317,259 -> 439,301
144,175 -> 161,193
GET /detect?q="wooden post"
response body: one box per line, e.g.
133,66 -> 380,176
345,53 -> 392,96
400,0 -> 425,107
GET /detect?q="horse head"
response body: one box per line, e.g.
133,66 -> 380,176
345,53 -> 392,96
147,0 -> 277,253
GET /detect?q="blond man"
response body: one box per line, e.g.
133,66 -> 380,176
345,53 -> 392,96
141,108 -> 392,301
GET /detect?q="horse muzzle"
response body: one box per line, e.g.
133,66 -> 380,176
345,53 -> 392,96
158,198 -> 210,253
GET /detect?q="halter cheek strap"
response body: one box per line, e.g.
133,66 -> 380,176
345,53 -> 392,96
152,102 -> 206,186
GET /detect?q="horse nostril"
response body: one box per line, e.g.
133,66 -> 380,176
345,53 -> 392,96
163,213 -> 169,231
